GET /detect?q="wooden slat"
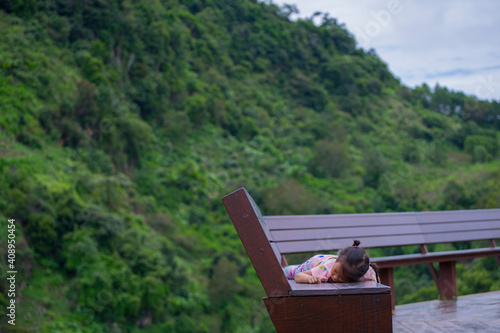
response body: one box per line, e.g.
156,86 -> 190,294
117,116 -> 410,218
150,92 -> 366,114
270,224 -> 422,242
265,212 -> 417,230
222,188 -> 291,297
424,230 -> 500,244
419,220 -> 499,233
265,209 -> 500,230
275,239 -> 347,254
415,209 -> 500,223
275,234 -> 427,254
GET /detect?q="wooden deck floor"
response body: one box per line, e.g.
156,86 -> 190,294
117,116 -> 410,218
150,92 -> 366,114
393,291 -> 500,332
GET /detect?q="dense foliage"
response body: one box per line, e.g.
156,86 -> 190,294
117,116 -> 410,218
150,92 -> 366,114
0,0 -> 499,332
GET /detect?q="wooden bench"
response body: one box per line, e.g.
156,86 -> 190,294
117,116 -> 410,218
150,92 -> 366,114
222,188 -> 393,332
222,187 -> 500,332
265,203 -> 500,309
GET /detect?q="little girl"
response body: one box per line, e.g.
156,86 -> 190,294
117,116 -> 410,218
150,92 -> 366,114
284,240 -> 380,284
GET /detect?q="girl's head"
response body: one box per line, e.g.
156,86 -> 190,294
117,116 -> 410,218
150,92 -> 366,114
333,240 -> 371,282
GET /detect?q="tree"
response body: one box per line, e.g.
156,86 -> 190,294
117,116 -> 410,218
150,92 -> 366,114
263,179 -> 327,215
309,139 -> 351,178
362,148 -> 388,188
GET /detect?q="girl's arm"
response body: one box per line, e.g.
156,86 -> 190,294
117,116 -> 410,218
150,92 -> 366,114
294,270 -> 327,284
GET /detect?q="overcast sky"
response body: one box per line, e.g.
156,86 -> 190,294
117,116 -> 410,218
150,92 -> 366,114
272,0 -> 500,101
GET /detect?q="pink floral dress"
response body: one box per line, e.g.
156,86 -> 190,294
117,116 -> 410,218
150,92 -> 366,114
284,254 -> 377,282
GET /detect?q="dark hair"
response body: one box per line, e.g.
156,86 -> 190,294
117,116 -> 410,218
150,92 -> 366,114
370,262 -> 380,283
337,240 -> 379,282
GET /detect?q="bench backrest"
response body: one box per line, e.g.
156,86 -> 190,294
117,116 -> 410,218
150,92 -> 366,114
265,209 -> 500,254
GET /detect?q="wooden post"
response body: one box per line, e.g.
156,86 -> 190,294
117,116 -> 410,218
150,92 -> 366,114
438,261 -> 457,300
379,267 -> 395,309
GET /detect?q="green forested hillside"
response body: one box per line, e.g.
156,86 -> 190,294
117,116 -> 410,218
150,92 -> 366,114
0,0 -> 499,332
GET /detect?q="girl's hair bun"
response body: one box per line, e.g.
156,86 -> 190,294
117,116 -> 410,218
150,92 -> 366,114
352,240 -> 361,247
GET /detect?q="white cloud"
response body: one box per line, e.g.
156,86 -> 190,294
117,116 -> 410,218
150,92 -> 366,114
271,0 -> 500,100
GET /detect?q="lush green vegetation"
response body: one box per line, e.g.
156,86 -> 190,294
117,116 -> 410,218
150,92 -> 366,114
0,0 -> 499,331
